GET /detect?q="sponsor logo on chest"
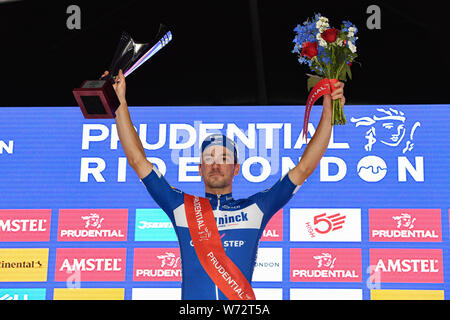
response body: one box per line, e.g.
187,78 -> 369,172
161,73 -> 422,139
215,212 -> 248,227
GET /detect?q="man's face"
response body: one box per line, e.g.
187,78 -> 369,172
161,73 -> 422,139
199,146 -> 239,190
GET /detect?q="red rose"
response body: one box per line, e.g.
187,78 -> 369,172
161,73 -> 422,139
301,41 -> 318,59
321,28 -> 339,43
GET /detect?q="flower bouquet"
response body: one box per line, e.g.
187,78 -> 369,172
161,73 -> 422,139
292,14 -> 358,138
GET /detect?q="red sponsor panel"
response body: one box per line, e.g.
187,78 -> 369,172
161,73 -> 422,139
134,248 -> 181,282
261,209 -> 283,241
57,209 -> 128,242
369,209 -> 441,242
370,249 -> 443,283
0,209 -> 51,242
54,248 -> 126,282
290,248 -> 362,282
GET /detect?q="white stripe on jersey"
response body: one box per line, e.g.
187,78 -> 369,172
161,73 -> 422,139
174,203 -> 263,231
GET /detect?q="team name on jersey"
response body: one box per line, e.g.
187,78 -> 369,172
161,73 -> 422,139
215,212 -> 248,226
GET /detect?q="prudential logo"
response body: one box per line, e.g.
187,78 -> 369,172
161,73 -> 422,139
351,107 -> 424,183
351,107 -> 420,154
58,209 -> 128,242
369,209 -> 441,242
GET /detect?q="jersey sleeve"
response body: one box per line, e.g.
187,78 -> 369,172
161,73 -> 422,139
249,173 -> 300,227
141,166 -> 185,223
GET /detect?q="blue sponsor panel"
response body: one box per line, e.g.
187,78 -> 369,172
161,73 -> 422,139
135,209 -> 177,241
0,105 -> 447,208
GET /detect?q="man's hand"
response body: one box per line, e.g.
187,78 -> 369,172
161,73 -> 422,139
101,69 -> 127,104
323,81 -> 345,112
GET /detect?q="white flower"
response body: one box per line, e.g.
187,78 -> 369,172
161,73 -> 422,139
316,32 -> 327,47
316,21 -> 323,29
316,31 -> 326,47
316,16 -> 329,32
336,38 -> 344,46
348,41 -> 357,53
347,27 -> 356,38
318,38 -> 328,48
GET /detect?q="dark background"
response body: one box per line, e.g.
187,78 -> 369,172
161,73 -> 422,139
0,0 -> 448,107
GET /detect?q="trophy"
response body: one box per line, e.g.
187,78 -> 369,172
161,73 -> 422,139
73,24 -> 172,119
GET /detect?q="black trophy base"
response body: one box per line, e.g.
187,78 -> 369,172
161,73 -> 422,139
73,79 -> 120,119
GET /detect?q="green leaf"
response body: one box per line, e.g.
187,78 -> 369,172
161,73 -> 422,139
338,65 -> 347,81
306,74 -> 322,91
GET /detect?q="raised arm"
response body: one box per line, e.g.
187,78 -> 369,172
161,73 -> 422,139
288,81 -> 345,186
102,69 -> 153,179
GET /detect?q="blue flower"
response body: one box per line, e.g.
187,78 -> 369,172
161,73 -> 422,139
292,13 -> 323,47
293,14 -> 358,74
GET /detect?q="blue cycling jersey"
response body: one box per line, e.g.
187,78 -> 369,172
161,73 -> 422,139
141,166 -> 300,300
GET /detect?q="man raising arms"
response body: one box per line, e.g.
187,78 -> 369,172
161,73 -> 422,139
101,69 -> 345,300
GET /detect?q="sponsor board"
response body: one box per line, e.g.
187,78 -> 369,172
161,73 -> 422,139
290,209 -> 361,242
0,288 -> 46,300
54,248 -> 126,282
0,248 -> 48,282
0,106 -> 446,299
371,289 -> 444,300
0,209 -> 51,242
261,209 -> 282,241
134,248 -> 181,282
252,248 -> 283,282
369,249 -> 443,283
290,288 -> 363,300
135,208 -> 177,241
369,209 -> 441,242
290,248 -> 362,282
58,209 -> 128,241
53,288 -> 124,300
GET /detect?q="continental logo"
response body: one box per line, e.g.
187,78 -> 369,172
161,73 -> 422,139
371,290 -> 444,300
0,249 -> 48,282
53,288 -> 124,300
